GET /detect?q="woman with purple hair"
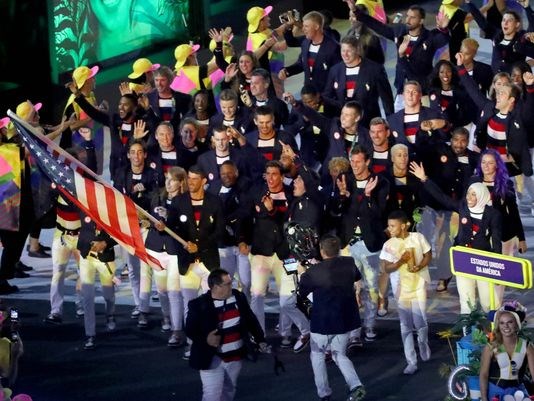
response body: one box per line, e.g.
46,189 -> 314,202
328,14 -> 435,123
469,148 -> 527,257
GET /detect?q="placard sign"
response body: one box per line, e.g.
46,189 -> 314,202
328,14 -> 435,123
450,246 -> 532,289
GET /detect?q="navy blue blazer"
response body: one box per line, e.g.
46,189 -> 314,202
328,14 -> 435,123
387,106 -> 445,159
299,256 -> 362,334
167,192 -> 225,274
185,289 -> 265,370
322,59 -> 394,127
284,34 -> 342,93
356,9 -> 449,94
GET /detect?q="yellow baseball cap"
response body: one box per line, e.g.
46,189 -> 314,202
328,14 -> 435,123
73,65 -> 99,89
174,44 -> 200,70
16,101 -> 42,120
128,58 -> 161,79
247,5 -> 273,33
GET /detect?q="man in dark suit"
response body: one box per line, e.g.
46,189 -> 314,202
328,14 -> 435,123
354,4 -> 450,108
185,269 -> 268,401
166,165 -> 225,359
143,66 -> 192,134
279,11 -> 341,93
322,35 -> 394,128
299,234 -> 365,401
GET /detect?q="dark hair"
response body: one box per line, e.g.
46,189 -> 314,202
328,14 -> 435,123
429,59 -> 460,90
340,35 -> 362,55
503,9 -> 521,23
189,164 -> 206,178
191,89 -> 217,117
343,100 -> 363,116
408,5 -> 426,19
254,105 -> 274,118
319,234 -> 341,257
121,93 -> 139,104
451,126 -> 469,139
211,124 -> 228,136
251,68 -> 271,82
301,84 -> 319,96
208,269 -> 230,289
388,209 -> 409,224
350,144 -> 370,161
128,138 -> 147,152
265,160 -> 283,174
221,159 -> 238,170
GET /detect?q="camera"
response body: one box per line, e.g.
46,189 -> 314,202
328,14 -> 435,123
283,258 -> 299,275
279,9 -> 300,24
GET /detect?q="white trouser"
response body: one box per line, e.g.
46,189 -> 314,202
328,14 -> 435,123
200,356 -> 242,401
50,230 -> 81,315
456,276 -> 503,314
310,332 -> 362,398
218,246 -> 251,299
250,254 -> 310,336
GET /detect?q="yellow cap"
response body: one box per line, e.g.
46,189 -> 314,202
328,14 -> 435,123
73,66 -> 99,89
128,58 -> 161,79
174,44 -> 200,70
16,101 -> 42,120
247,5 -> 273,33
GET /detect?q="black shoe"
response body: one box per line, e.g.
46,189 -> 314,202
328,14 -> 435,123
14,270 -> 30,279
15,261 -> 33,272
28,248 -> 51,258
26,243 -> 51,252
0,281 -> 18,295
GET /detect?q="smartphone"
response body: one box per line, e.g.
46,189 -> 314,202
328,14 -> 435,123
283,258 -> 299,275
10,309 -> 18,321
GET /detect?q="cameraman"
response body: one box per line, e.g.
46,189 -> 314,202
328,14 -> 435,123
0,305 -> 23,389
299,234 -> 365,401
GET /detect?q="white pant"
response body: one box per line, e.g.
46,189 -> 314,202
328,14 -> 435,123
218,246 -> 251,299
310,332 -> 362,398
200,356 -> 242,401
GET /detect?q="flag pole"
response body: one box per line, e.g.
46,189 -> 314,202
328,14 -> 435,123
7,110 -> 189,248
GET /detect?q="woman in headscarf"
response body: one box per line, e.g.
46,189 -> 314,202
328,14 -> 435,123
410,162 -> 502,314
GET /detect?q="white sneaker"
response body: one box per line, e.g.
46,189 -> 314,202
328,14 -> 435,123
161,317 -> 171,332
130,307 -> 140,319
377,298 -> 388,317
403,364 -> 418,375
419,342 -> 431,361
293,334 -> 310,353
183,345 -> 191,360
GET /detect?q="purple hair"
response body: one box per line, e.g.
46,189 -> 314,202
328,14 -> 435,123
475,149 -> 510,200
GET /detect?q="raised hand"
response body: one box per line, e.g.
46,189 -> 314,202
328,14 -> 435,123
119,82 -> 132,96
455,52 -> 465,66
523,71 -> 534,86
208,28 -> 223,43
409,161 -> 427,181
133,120 -> 149,139
436,12 -> 450,30
364,176 -> 378,197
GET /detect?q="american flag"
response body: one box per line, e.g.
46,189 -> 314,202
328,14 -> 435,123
7,111 -> 162,271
